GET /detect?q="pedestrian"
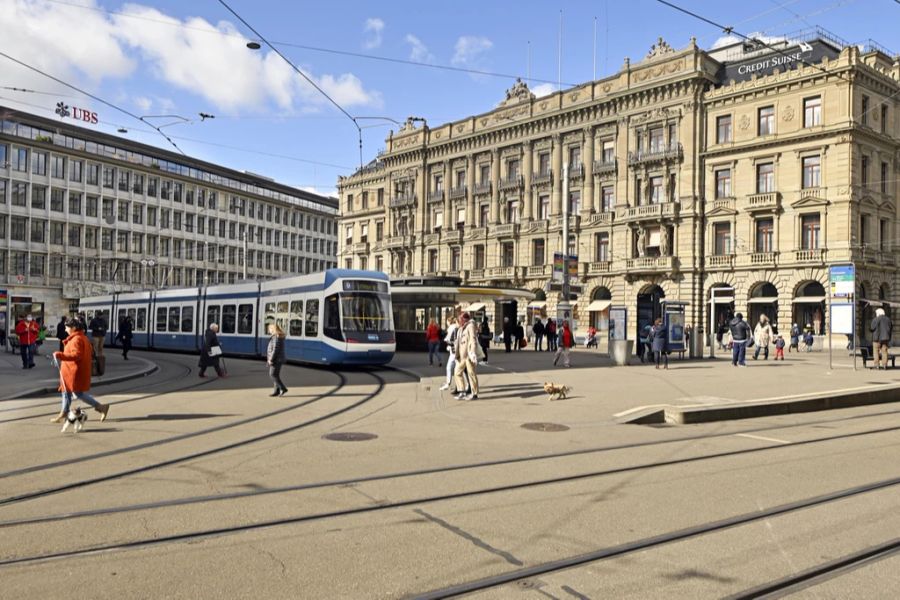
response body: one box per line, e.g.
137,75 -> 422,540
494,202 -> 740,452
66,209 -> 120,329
51,318 -> 109,423
728,312 -> 752,366
56,316 -> 69,352
88,312 -> 107,359
199,323 -> 226,378
650,317 -> 668,369
803,327 -> 814,352
453,312 -> 481,401
585,325 -> 598,348
478,318 -> 492,363
76,313 -> 87,330
532,318 -> 545,351
116,316 -> 133,360
870,308 -> 893,369
425,318 -> 442,367
439,316 -> 460,391
15,314 -> 39,369
789,323 -> 801,352
753,315 -> 773,360
553,320 -> 575,367
266,323 -> 288,396
502,317 -> 513,353
546,319 -> 557,352
514,320 -> 525,350
774,334 -> 786,360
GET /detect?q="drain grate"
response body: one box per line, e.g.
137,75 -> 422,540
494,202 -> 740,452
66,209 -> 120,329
323,432 -> 378,442
521,422 -> 570,432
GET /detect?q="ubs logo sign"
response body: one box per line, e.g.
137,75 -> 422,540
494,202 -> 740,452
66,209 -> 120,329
55,101 -> 98,124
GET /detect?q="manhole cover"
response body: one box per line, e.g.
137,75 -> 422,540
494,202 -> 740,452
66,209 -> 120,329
521,422 -> 570,432
323,432 -> 378,442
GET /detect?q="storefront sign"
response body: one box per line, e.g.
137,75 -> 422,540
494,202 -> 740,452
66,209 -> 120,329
0,289 -> 6,306
55,102 -> 99,124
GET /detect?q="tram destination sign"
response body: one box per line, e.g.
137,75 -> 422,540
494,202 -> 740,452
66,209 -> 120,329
718,39 -> 840,84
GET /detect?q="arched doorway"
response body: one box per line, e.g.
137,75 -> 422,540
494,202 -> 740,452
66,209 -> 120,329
709,283 -> 735,337
588,286 -> 612,331
637,284 -> 665,355
749,282 -> 779,332
793,281 -> 826,335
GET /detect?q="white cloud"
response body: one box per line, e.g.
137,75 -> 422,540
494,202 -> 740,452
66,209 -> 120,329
134,96 -> 153,112
404,34 -> 434,63
363,18 -> 384,49
531,83 -> 556,98
451,35 -> 493,66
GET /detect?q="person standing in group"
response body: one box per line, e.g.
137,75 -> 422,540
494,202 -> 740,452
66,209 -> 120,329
51,318 -> 109,423
15,314 -> 39,369
453,312 -> 480,401
532,318 -> 545,351
553,320 -> 575,368
266,323 -> 288,396
116,316 -> 134,360
804,327 -> 815,352
56,316 -> 69,352
753,315 -> 774,360
478,318 -> 492,363
199,323 -> 226,378
729,312 -> 752,367
502,317 -> 513,353
425,318 -> 442,367
88,312 -> 107,359
774,335 -> 786,360
870,308 -> 893,370
514,320 -> 525,350
439,316 -> 460,392
546,319 -> 557,352
789,323 -> 801,352
650,318 -> 669,369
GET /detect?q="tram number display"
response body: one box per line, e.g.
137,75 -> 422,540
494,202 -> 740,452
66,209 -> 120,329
343,280 -> 388,293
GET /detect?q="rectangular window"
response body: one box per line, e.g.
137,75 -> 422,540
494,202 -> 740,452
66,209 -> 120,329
0,180 -> 5,205
649,128 -> 664,153
713,222 -> 731,255
433,208 -> 443,231
12,147 -> 28,171
601,186 -> 615,212
86,163 -> 99,185
755,218 -> 773,253
10,216 -> 26,241
532,239 -> 545,266
167,307 -> 181,332
602,140 -> 615,163
305,299 -> 319,337
31,219 -> 46,243
880,219 -> 889,252
507,159 -> 520,179
428,249 -> 438,273
802,155 -> 821,189
67,192 -> 81,214
221,305 -> 237,334
51,155 -> 66,179
377,188 -> 384,206
860,214 -> 870,245
148,177 -> 158,196
86,195 -> 98,217
479,204 -> 489,227
882,162 -> 889,194
501,242 -> 514,267
70,159 -> 83,182
32,151 -> 47,176
102,166 -> 115,188
861,95 -> 869,126
289,301 -> 303,336
804,96 -> 821,127
716,115 -> 732,143
118,170 -> 130,192
715,169 -> 732,199
50,189 -> 65,212
595,232 -> 609,262
181,306 -> 194,333
450,247 -> 460,271
568,146 -> 581,167
474,244 -> 485,269
538,152 -> 550,175
758,106 -> 775,135
117,199 -> 128,222
32,185 -> 46,209
505,200 -> 519,224
539,194 -> 550,220
882,106 -> 888,134
757,163 -> 774,194
0,143 -> 6,167
68,225 -> 81,247
862,156 -> 869,187
801,214 -> 820,249
649,177 -> 663,204
11,182 -> 26,206
479,164 -> 490,184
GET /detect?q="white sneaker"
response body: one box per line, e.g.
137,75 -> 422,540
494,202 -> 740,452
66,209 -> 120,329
439,383 -> 450,391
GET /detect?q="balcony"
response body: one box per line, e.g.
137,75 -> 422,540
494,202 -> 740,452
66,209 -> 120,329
531,170 -> 552,186
498,175 -> 523,192
592,158 -> 617,177
707,254 -> 734,269
615,201 -> 679,223
527,265 -> 551,277
625,255 -> 675,273
390,194 -> 417,208
423,232 -> 441,245
427,189 -> 444,203
627,143 -> 683,167
741,252 -> 778,267
706,197 -> 735,215
745,192 -> 781,212
486,265 -> 517,278
491,223 -> 519,238
524,219 -> 549,233
468,268 -> 485,280
350,242 -> 370,254
464,226 -> 488,240
587,261 -> 612,275
550,214 -> 581,231
794,248 -> 826,263
449,185 -> 467,199
442,229 -> 463,244
586,211 -> 614,227
385,235 -> 414,249
473,181 -> 491,196
567,162 -> 584,179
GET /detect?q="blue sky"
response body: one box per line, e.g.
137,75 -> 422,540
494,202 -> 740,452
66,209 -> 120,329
0,0 -> 896,196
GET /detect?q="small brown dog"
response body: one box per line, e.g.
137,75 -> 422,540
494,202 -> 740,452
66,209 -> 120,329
543,382 -> 571,401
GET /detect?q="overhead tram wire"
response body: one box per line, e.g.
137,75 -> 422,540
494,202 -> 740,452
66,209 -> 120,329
0,50 -> 186,156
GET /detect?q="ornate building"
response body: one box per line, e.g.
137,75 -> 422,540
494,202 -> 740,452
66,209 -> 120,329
339,32 -> 899,345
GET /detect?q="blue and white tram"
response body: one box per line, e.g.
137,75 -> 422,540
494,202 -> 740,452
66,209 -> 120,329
78,269 -> 395,366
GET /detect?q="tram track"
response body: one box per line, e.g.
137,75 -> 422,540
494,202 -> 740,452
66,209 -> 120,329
0,370 -> 386,509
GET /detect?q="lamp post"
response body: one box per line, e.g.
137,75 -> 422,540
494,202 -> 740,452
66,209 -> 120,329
558,163 -> 572,328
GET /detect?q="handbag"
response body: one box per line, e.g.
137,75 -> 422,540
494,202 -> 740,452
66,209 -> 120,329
209,346 -> 223,357
520,338 -> 527,348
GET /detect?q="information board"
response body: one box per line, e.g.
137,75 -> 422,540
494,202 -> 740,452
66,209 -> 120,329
608,306 -> 627,341
829,264 -> 855,298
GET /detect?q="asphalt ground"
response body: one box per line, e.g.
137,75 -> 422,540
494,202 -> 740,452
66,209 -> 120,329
1,349 -> 898,599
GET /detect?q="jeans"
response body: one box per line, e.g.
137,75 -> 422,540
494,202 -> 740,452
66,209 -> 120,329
20,343 -> 34,368
655,350 -> 668,368
732,340 -> 748,365
445,353 -> 458,386
269,364 -> 287,393
753,344 -> 769,360
61,391 -> 101,413
534,334 -> 543,351
427,341 -> 441,365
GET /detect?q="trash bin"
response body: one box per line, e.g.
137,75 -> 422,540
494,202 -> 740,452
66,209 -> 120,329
609,340 -> 633,366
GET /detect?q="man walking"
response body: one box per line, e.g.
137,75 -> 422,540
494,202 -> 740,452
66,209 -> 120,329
729,312 -> 752,367
532,318 -> 545,351
453,312 -> 480,401
502,317 -> 513,353
15,314 -> 39,369
88,312 -> 107,359
753,315 -> 774,360
870,307 -> 893,370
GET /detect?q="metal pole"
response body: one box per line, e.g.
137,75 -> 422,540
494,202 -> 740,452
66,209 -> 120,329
242,233 -> 248,280
709,293 -> 715,359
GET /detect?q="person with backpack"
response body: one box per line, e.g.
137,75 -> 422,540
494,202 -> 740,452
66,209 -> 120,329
440,316 -> 460,392
546,319 -> 557,352
553,320 -> 575,367
729,312 -> 752,367
650,318 -> 668,370
532,318 -> 545,351
51,318 -> 109,424
870,308 -> 893,370
453,312 -> 481,401
789,323 -> 801,352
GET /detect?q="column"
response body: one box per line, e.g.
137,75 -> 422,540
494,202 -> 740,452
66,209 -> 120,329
466,155 -> 476,227
490,149 -> 501,225
442,160 -> 451,232
523,141 -> 533,220
583,127 -> 595,213
551,134 -> 563,215
416,166 -> 427,275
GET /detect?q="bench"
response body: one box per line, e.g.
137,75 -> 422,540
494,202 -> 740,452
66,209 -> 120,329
7,337 -> 20,353
857,346 -> 897,368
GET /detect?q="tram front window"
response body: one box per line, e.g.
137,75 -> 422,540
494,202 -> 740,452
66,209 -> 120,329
340,292 -> 393,342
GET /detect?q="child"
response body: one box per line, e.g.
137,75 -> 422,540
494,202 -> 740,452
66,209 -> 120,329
803,329 -> 814,352
774,335 -> 786,360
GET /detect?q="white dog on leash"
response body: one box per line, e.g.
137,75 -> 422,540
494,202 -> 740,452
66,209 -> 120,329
61,407 -> 87,433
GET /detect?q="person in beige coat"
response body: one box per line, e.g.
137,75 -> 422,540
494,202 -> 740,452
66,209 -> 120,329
753,315 -> 774,360
453,312 -> 481,401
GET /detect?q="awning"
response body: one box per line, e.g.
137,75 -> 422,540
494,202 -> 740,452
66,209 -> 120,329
528,301 -> 547,309
860,298 -> 900,308
710,296 -> 735,303
465,302 -> 486,312
792,296 -> 827,304
587,300 -> 612,312
747,297 -> 778,304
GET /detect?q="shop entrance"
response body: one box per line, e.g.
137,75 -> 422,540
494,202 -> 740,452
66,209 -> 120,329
637,285 -> 665,357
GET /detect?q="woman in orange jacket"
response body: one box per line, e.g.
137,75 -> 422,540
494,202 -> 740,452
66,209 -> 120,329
51,319 -> 109,423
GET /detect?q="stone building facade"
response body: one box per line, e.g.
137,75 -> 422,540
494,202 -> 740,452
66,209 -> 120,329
339,34 -> 900,345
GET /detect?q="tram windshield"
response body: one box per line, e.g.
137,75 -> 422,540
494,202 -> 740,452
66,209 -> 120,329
340,292 -> 392,332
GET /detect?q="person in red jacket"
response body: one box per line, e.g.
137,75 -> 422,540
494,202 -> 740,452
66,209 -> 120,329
15,314 -> 39,369
425,318 -> 442,367
553,320 -> 575,368
50,319 -> 109,423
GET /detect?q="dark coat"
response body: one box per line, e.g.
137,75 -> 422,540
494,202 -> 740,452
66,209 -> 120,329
117,319 -> 133,341
651,325 -> 668,353
88,316 -> 107,338
199,328 -> 221,367
478,322 -> 492,346
532,321 -> 545,337
267,335 -> 286,365
871,315 -> 893,343
729,317 -> 752,341
56,320 -> 68,342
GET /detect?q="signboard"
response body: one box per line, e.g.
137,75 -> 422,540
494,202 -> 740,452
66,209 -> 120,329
662,302 -> 687,352
55,102 -> 99,124
830,264 -> 855,298
552,253 -> 579,283
609,306 -> 627,341
0,289 -> 6,306
718,39 -> 841,84
830,303 -> 854,335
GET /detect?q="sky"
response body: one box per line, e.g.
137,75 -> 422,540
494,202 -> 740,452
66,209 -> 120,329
0,0 -> 897,197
